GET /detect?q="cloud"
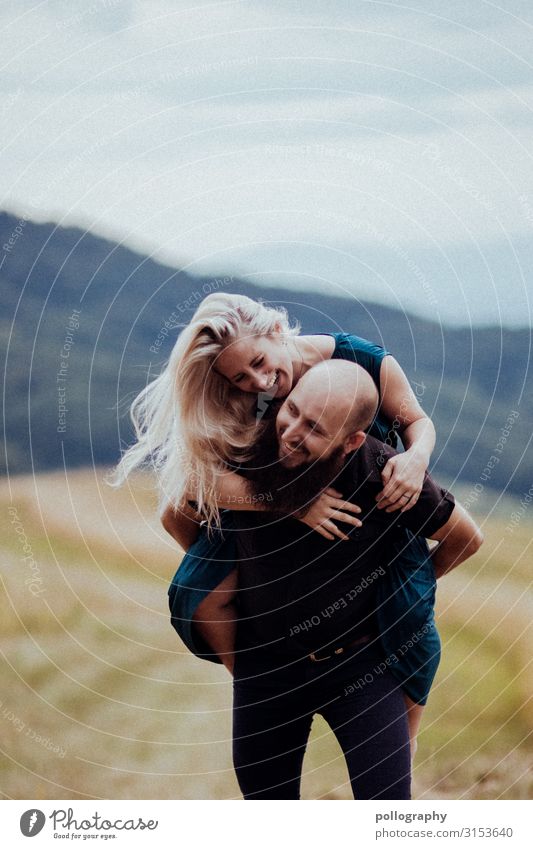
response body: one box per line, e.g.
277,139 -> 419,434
1,0 -> 532,325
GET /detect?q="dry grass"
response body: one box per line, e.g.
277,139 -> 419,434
0,470 -> 531,799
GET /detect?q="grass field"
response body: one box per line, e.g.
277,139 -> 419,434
1,470 -> 531,800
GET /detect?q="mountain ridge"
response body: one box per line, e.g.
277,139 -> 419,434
1,210 -> 531,499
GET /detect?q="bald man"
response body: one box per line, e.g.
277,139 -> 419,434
231,360 -> 482,800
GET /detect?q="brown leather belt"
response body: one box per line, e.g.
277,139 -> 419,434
308,633 -> 374,662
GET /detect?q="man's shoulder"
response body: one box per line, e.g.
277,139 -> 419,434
333,435 -> 397,499
352,435 -> 397,477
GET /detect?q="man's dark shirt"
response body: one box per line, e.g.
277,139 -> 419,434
233,436 -> 455,655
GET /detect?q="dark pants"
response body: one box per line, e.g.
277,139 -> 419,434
232,639 -> 411,800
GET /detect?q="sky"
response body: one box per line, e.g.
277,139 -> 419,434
1,0 -> 533,326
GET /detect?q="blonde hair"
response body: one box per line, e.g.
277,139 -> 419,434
110,292 -> 300,525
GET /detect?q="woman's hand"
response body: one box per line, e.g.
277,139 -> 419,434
376,451 -> 427,512
298,488 -> 362,541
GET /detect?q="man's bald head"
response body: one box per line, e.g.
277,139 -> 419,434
296,360 -> 379,434
275,360 -> 380,466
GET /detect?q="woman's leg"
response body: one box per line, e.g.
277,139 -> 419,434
403,695 -> 424,758
193,569 -> 238,673
376,530 -> 440,754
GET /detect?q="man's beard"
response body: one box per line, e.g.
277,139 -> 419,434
243,414 -> 346,516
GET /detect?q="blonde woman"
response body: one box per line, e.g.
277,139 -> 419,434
113,292 -> 438,753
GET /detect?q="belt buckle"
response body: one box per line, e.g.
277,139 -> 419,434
309,651 -> 330,662
309,646 -> 344,662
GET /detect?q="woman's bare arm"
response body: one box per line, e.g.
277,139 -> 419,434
210,471 -> 362,536
168,469 -> 361,541
208,468 -> 272,508
161,500 -> 203,550
161,473 -> 263,548
376,356 -> 436,512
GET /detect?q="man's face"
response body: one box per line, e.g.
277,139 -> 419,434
276,379 -> 347,467
245,412 -> 346,516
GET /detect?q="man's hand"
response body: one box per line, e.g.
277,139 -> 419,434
298,488 -> 362,541
376,451 -> 427,513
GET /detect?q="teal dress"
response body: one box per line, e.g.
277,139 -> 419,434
168,332 -> 440,704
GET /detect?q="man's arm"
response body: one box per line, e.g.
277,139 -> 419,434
428,502 -> 484,579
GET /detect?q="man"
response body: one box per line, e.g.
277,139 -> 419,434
230,359 -> 483,800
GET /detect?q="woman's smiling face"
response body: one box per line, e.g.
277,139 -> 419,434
214,333 -> 294,397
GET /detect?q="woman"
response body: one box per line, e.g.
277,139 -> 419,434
113,292 -> 438,754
